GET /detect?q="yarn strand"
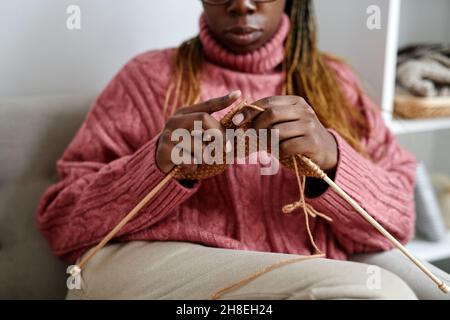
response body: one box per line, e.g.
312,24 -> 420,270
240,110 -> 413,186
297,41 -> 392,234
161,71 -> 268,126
74,166 -> 181,271
282,154 -> 332,254
210,253 -> 325,300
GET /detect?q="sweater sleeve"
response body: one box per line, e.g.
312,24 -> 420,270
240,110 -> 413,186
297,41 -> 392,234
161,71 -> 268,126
36,54 -> 201,263
306,61 -> 417,255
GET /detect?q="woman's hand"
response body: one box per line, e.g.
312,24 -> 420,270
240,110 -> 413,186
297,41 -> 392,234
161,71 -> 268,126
233,95 -> 338,172
156,90 -> 241,174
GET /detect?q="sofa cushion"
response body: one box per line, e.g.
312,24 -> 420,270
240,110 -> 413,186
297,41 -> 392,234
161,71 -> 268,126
0,95 -> 93,299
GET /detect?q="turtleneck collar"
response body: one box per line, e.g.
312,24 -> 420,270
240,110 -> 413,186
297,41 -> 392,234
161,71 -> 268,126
199,13 -> 290,74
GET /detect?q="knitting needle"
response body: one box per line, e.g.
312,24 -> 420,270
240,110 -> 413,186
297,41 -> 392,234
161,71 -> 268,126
73,165 -> 181,272
299,155 -> 449,294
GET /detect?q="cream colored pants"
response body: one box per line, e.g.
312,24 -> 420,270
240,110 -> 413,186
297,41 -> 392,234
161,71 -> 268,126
63,241 -> 445,300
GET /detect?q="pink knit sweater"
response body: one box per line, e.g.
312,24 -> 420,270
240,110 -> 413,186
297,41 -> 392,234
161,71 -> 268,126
36,15 -> 417,263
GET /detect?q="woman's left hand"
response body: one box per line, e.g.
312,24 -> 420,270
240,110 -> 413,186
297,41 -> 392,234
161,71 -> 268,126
232,95 -> 338,172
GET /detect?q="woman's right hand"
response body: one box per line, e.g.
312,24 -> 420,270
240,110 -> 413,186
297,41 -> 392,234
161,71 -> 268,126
156,90 -> 242,174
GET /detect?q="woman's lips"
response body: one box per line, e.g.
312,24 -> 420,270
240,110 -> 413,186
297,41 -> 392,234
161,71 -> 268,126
224,26 -> 263,46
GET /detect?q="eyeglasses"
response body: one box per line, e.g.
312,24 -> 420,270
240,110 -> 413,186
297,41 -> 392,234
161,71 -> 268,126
202,0 -> 277,5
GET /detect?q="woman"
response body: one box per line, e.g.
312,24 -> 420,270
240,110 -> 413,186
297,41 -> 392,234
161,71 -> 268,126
37,0 -> 420,299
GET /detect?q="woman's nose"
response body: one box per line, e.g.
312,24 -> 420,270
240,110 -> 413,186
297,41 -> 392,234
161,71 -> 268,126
227,0 -> 257,16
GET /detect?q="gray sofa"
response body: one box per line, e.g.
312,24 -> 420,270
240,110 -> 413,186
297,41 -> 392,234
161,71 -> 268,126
1,95 -> 449,300
0,95 -> 93,299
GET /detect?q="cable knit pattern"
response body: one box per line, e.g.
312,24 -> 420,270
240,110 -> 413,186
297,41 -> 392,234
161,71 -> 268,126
36,17 -> 416,263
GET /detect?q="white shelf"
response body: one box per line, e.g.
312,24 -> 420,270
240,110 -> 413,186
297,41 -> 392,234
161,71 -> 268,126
388,117 -> 450,135
406,231 -> 450,262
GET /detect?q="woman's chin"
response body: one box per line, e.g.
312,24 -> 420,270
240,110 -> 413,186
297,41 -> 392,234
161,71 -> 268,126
223,41 -> 264,55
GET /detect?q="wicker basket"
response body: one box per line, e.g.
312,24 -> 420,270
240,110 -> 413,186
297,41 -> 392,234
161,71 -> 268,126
394,93 -> 450,119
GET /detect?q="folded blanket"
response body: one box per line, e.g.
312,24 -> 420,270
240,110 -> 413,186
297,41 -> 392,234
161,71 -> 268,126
397,44 -> 450,97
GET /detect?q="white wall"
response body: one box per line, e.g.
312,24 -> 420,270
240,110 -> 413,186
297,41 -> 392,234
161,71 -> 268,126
0,0 -> 203,98
315,0 -> 390,105
398,0 -> 450,48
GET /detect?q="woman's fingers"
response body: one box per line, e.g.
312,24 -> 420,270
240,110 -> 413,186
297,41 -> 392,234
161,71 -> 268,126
254,95 -> 301,107
251,105 -> 303,131
159,94 -> 324,172
279,136 -> 313,159
158,112 -> 227,173
232,95 -> 304,127
168,112 -> 229,167
271,120 -> 312,141
157,91 -> 242,174
176,90 -> 241,115
167,111 -> 225,134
